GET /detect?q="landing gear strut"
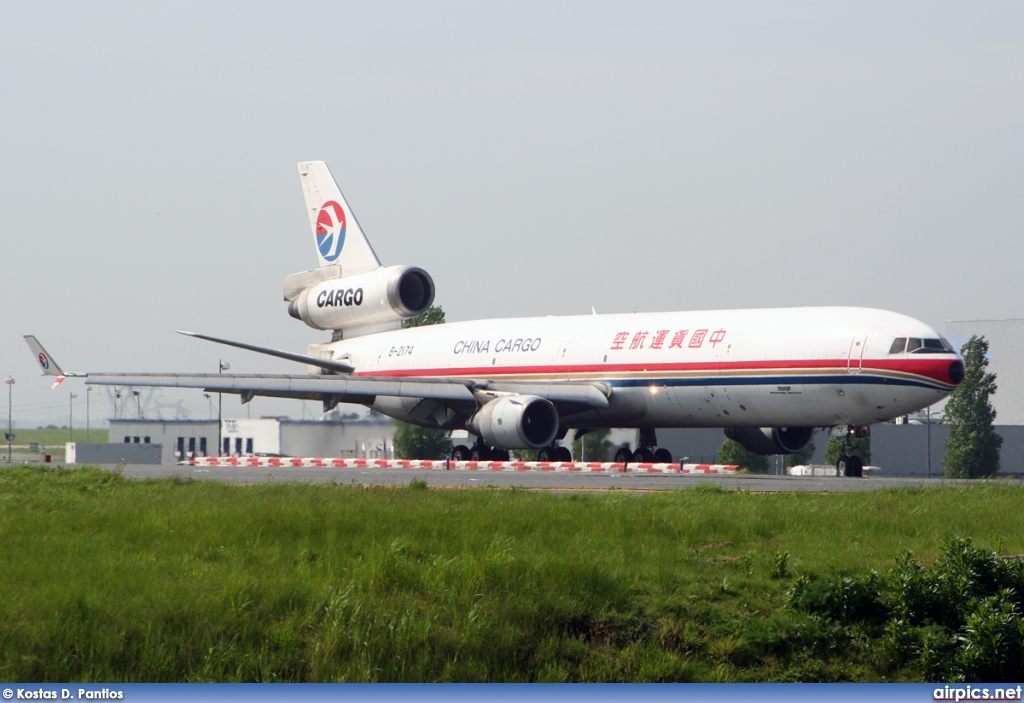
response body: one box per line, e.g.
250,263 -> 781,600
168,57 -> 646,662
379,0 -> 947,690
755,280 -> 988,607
837,425 -> 867,478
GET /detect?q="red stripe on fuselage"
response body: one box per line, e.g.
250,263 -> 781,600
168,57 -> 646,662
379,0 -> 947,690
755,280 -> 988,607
354,356 -> 959,387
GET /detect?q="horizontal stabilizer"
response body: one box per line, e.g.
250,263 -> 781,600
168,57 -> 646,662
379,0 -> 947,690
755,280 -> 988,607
177,331 -> 356,374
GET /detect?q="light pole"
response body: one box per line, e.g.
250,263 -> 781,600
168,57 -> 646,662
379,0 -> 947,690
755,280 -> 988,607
5,376 -> 14,462
69,392 -> 77,441
132,390 -> 142,420
86,386 -> 93,443
218,360 -> 229,456
927,405 -> 932,478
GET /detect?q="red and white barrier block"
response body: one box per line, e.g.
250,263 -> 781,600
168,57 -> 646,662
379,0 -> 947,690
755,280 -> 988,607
187,456 -> 738,474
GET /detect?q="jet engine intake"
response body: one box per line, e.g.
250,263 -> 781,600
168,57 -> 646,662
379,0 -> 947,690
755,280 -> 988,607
724,426 -> 815,456
287,265 -> 435,333
466,395 -> 559,450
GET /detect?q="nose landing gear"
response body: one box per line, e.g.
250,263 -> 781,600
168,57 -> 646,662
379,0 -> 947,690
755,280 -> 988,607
837,425 -> 869,478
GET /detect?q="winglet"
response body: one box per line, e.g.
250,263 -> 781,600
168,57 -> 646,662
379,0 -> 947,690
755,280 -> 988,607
23,335 -> 80,388
297,161 -> 381,275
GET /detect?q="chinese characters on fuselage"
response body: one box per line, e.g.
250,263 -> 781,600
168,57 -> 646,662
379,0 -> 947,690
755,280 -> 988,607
610,328 -> 727,351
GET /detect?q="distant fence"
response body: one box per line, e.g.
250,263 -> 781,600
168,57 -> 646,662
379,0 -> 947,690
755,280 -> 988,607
188,456 -> 739,474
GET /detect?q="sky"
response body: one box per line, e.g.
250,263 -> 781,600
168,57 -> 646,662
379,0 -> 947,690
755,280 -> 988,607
2,1 -> 1023,428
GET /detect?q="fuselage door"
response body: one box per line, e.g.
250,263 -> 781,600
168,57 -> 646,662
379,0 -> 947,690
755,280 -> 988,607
847,333 -> 867,373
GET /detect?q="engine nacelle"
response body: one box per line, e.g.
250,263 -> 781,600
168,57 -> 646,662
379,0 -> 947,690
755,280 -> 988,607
287,265 -> 435,333
724,426 -> 815,456
466,395 -> 559,450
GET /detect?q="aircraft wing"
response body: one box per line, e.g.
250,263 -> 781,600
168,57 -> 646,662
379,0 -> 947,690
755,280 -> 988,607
85,373 -> 611,412
86,373 -> 476,406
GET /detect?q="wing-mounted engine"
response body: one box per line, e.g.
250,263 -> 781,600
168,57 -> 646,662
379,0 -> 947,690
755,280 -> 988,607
724,426 -> 814,456
466,395 -> 560,450
284,264 -> 435,338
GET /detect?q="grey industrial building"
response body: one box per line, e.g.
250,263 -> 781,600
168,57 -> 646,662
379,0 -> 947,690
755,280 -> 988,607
95,416 -> 395,465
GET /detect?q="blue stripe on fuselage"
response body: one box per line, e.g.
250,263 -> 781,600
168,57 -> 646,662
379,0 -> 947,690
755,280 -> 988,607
608,373 -> 951,392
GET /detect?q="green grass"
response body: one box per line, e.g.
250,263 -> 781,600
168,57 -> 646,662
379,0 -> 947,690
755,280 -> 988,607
9,427 -> 109,446
0,466 -> 1022,682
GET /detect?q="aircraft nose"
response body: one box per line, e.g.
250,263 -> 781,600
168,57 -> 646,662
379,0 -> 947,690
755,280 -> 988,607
948,360 -> 965,385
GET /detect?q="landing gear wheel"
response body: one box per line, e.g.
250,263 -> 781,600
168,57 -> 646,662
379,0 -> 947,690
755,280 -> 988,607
556,446 -> 572,462
451,445 -> 471,461
837,454 -> 864,477
654,448 -> 672,463
633,448 -> 654,463
537,447 -> 556,462
847,456 -> 864,478
470,446 -> 491,461
614,447 -> 632,464
492,449 -> 510,461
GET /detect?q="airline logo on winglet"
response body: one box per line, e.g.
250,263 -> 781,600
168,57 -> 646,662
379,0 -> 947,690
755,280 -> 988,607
316,200 -> 347,262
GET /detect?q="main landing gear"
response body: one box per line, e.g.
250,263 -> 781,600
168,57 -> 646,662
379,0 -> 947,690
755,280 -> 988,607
450,434 -> 572,463
612,429 -> 673,464
450,438 -> 510,462
537,445 -> 572,462
836,425 -> 868,478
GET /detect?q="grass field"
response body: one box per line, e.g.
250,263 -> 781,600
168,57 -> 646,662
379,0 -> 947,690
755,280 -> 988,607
0,466 -> 1021,682
7,427 -> 110,445
2,428 -> 110,462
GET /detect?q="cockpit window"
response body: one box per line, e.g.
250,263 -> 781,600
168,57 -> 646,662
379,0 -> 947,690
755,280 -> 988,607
889,336 -> 956,354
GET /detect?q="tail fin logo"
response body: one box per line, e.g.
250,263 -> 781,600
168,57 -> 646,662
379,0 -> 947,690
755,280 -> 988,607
38,353 -> 49,370
316,201 -> 347,263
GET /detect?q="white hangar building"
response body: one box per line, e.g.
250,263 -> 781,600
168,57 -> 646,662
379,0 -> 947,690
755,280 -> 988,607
105,416 -> 395,465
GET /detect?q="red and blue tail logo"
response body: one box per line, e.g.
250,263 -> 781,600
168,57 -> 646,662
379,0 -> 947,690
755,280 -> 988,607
316,201 -> 347,263
37,353 -> 49,371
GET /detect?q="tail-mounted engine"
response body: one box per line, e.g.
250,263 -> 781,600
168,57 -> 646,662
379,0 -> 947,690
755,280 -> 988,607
466,395 -> 560,450
724,426 -> 815,456
284,265 -> 435,337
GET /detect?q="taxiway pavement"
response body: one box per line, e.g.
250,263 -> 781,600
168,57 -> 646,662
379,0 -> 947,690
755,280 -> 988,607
105,463 -> 970,492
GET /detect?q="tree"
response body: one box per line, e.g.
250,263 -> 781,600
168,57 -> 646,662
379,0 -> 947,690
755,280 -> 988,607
717,438 -> 770,473
825,435 -> 871,465
572,429 -> 612,462
784,435 -> 817,467
403,305 -> 446,328
944,335 -> 1002,478
392,420 -> 453,460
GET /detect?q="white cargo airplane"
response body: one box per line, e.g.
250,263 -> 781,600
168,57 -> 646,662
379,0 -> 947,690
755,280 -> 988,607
27,162 -> 965,476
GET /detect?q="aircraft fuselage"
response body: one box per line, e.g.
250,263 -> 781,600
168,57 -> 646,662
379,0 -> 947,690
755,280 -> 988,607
324,305 -> 961,431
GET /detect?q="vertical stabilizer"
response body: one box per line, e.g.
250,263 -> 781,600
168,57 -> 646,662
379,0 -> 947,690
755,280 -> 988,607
298,161 -> 381,275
